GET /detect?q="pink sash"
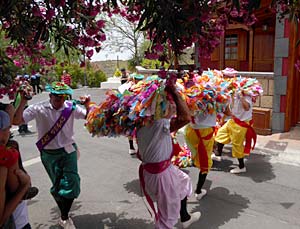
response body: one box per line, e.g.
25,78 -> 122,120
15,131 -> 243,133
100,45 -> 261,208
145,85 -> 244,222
137,151 -> 172,221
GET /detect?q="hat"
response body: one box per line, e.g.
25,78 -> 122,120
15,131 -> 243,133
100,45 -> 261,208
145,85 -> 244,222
0,111 -> 10,130
45,81 -> 73,95
131,73 -> 144,80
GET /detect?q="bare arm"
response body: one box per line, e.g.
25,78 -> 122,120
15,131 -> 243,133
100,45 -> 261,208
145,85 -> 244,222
223,104 -> 232,116
4,104 -> 15,126
0,168 -> 30,226
239,93 -> 250,111
167,85 -> 191,133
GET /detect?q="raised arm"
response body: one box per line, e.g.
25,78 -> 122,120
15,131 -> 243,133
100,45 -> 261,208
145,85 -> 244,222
238,92 -> 250,111
167,84 -> 191,133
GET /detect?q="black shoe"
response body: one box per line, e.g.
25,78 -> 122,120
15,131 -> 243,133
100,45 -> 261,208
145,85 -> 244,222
24,130 -> 34,135
23,186 -> 39,200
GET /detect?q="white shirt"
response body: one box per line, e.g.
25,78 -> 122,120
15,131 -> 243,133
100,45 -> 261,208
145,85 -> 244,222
137,119 -> 172,163
23,100 -> 86,149
190,112 -> 216,129
232,95 -> 252,121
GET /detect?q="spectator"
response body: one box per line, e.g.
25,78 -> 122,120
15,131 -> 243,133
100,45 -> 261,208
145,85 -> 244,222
61,70 -> 72,87
61,70 -> 72,99
0,110 -> 32,228
30,75 -> 37,94
35,71 -> 43,94
120,68 -> 129,84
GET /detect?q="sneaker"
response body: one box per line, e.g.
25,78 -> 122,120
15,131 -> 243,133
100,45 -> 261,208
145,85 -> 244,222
230,167 -> 246,174
128,149 -> 136,155
23,186 -> 39,200
59,217 -> 76,229
211,153 -> 222,162
182,212 -> 201,228
195,189 -> 207,200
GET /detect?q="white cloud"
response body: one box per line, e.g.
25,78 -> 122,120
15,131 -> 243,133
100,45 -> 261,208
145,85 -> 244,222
91,50 -> 132,62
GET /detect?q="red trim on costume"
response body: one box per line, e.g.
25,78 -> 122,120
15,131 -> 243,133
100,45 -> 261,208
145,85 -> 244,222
194,128 -> 214,173
232,117 -> 256,155
0,145 -> 19,168
137,151 -> 172,221
172,138 -> 182,156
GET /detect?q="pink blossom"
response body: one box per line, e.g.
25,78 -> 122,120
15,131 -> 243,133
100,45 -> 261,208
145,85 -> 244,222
46,9 -> 55,21
145,52 -> 159,60
96,20 -> 105,29
86,49 -> 94,59
13,60 -> 22,68
80,61 -> 85,68
230,7 -> 239,18
32,6 -> 43,17
96,33 -> 106,42
3,21 -> 10,29
158,70 -> 167,79
152,44 -> 164,53
59,0 -> 66,7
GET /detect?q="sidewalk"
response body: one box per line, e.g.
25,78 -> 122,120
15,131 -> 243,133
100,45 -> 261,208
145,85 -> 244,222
255,126 -> 300,166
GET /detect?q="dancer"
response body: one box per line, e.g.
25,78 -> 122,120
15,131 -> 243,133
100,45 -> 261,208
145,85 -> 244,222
0,110 -> 32,228
214,90 -> 256,173
184,112 -> 216,200
136,82 -> 200,228
14,81 -> 91,229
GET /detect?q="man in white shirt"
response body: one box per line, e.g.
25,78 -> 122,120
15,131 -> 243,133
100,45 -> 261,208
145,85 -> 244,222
14,81 -> 91,229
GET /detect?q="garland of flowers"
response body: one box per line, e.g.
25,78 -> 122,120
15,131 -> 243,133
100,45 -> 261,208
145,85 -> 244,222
85,69 -> 263,137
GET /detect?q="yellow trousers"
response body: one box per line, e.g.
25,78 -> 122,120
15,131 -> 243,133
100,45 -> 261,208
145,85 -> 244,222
215,119 -> 249,158
184,126 -> 214,173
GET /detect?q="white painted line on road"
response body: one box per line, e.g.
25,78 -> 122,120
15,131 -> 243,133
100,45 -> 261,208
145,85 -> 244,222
23,157 -> 41,167
11,125 -> 33,132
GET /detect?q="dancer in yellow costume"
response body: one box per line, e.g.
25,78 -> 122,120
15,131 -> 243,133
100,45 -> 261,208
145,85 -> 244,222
184,112 -> 216,200
214,91 -> 256,174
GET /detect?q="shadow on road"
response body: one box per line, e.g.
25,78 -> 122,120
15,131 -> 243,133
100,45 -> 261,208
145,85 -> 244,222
123,179 -> 143,197
73,212 -> 153,229
211,151 -> 275,183
181,180 -> 250,229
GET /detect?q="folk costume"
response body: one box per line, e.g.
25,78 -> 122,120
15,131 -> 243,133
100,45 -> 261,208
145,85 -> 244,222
184,112 -> 216,199
215,93 -> 256,173
137,119 -> 194,229
22,82 -> 86,228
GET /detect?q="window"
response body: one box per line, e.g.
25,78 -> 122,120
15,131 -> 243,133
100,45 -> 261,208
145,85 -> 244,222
225,34 -> 238,60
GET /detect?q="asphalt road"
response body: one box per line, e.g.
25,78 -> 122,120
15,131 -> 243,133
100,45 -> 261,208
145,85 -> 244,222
12,88 -> 300,229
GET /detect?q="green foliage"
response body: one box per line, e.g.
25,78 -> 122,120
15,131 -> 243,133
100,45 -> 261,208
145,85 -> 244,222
140,59 -> 170,69
54,62 -> 106,88
87,70 -> 107,87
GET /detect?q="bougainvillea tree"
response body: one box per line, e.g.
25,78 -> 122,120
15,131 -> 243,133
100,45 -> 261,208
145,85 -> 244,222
0,0 -> 298,96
